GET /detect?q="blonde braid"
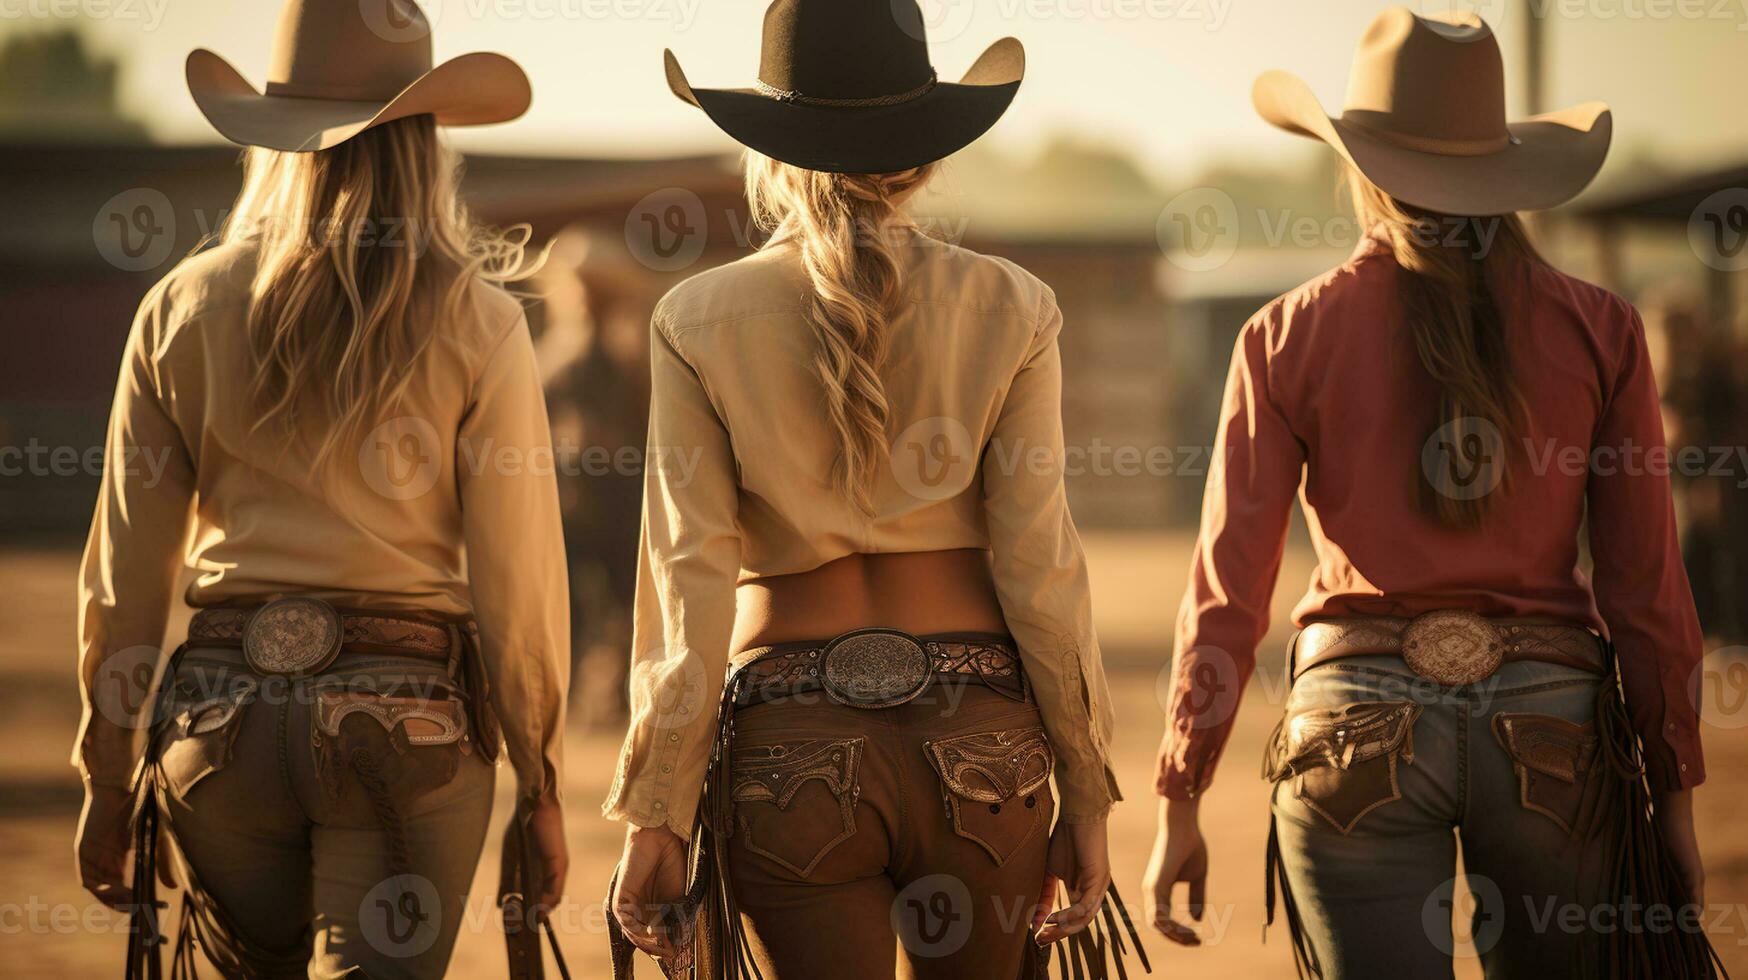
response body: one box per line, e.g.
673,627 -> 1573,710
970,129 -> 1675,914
745,154 -> 936,513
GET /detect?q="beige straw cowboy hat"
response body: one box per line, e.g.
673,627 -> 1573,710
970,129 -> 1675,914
186,0 -> 531,152
1253,7 -> 1611,215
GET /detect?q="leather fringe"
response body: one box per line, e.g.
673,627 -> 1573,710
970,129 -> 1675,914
124,777 -> 164,980
502,799 -> 574,980
1586,645 -> 1727,979
691,671 -> 763,980
1263,801 -> 1319,979
1047,883 -> 1152,980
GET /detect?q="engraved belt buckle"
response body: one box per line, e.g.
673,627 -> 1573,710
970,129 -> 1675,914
819,628 -> 933,709
1400,609 -> 1504,686
243,597 -> 343,677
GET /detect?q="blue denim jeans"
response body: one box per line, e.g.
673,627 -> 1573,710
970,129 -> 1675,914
1269,653 -> 1616,979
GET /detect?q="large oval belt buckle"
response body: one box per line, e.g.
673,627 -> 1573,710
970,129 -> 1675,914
820,628 -> 932,709
1400,609 -> 1503,686
243,597 -> 343,677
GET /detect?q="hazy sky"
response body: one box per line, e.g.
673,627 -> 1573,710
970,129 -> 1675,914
19,0 -> 1748,184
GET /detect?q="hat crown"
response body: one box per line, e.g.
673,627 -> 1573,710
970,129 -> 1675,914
757,0 -> 934,100
1340,8 -> 1508,147
266,0 -> 434,101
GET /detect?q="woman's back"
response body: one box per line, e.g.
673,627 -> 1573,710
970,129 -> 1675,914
650,233 -> 1059,578
97,237 -> 545,617
1232,233 -> 1667,626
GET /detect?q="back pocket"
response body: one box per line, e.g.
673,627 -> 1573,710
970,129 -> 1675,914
730,737 -> 863,878
924,726 -> 1054,866
1491,712 -> 1597,835
156,672 -> 257,802
1267,700 -> 1420,835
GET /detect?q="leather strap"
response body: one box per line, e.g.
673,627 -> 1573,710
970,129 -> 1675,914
188,605 -> 453,661
1296,616 -> 1604,680
733,632 -> 1026,707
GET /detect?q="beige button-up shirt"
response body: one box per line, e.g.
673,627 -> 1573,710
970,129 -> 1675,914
74,240 -> 569,802
603,235 -> 1121,837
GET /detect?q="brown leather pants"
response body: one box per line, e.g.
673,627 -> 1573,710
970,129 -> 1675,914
725,680 -> 1055,979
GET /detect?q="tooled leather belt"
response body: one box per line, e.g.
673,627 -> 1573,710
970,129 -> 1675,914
733,628 -> 1026,708
188,597 -> 454,677
1295,610 -> 1605,686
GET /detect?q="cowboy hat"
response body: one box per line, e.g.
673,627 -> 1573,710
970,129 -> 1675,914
664,0 -> 1025,174
1253,7 -> 1611,216
186,0 -> 531,153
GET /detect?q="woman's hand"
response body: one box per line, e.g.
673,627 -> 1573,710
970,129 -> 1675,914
525,791 -> 570,915
1033,818 -> 1112,945
1143,797 -> 1208,946
1656,789 -> 1705,907
611,823 -> 690,959
76,783 -> 135,910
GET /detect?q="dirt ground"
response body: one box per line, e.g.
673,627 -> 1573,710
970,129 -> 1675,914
3,533 -> 1744,977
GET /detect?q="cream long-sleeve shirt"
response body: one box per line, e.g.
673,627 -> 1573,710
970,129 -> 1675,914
74,240 -> 569,803
602,235 -> 1121,838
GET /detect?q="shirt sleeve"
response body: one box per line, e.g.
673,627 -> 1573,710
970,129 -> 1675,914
602,312 -> 742,839
1156,311 -> 1305,800
982,294 -> 1121,823
1587,308 -> 1706,792
459,311 -> 572,805
75,286 -> 197,789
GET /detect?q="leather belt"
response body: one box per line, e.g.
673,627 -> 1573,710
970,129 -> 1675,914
734,628 -> 1026,708
189,599 -> 454,676
1295,610 -> 1604,686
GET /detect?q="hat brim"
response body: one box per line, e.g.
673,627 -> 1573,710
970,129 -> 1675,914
186,49 -> 532,152
664,37 -> 1024,174
1253,69 -> 1611,215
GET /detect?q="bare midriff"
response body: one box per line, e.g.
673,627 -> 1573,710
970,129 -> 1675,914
731,548 -> 1007,654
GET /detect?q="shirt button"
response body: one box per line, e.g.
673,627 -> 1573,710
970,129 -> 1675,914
653,800 -> 665,810
661,764 -> 672,773
1680,763 -> 1689,772
668,733 -> 680,743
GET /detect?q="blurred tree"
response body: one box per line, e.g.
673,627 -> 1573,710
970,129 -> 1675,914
0,28 -> 148,142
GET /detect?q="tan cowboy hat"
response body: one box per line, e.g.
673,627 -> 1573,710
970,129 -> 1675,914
187,0 -> 531,152
663,0 -> 1024,174
1253,7 -> 1611,215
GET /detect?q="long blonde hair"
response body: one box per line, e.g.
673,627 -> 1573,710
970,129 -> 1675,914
1346,167 -> 1538,529
744,154 -> 937,513
219,115 -> 538,466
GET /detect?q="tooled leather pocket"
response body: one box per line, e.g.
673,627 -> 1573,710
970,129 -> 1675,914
1267,700 -> 1420,835
1492,712 -> 1597,835
157,674 -> 257,801
924,726 -> 1054,866
730,737 -> 864,878
312,690 -> 471,806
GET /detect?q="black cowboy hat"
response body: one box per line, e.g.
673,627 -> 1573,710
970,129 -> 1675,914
664,0 -> 1024,174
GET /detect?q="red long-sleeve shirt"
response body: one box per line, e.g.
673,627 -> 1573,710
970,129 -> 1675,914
1157,234 -> 1707,799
